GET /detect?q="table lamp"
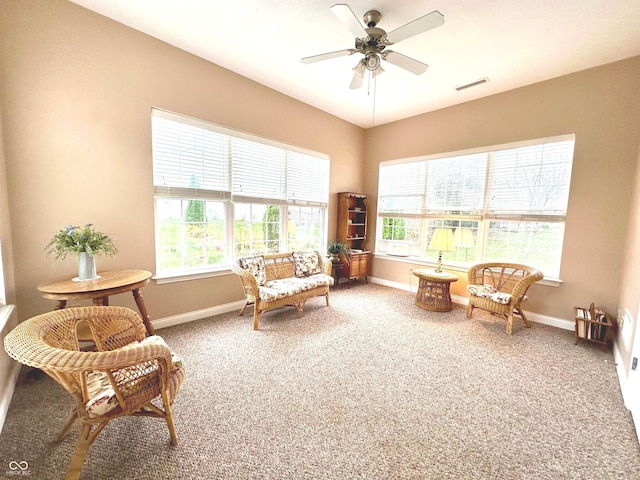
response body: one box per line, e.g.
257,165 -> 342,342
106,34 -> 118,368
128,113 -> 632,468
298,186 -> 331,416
428,228 -> 454,273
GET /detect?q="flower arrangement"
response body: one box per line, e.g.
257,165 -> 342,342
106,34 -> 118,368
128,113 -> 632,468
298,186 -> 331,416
45,224 -> 118,260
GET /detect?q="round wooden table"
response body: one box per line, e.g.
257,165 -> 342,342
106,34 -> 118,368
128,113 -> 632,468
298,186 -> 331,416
411,268 -> 458,312
37,269 -> 154,335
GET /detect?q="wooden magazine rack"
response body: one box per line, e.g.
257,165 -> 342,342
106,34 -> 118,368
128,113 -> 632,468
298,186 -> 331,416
573,302 -> 615,348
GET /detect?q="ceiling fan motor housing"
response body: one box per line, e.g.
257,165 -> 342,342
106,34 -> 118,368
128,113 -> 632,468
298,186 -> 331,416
355,27 -> 386,51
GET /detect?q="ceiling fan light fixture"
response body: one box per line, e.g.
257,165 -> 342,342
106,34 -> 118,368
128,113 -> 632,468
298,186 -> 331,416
365,52 -> 381,71
352,60 -> 366,77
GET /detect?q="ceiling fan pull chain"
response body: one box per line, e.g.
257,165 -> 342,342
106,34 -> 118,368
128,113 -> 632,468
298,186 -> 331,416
372,72 -> 377,127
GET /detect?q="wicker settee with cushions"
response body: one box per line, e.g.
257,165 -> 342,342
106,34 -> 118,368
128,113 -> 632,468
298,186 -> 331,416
466,262 -> 544,334
231,251 -> 334,330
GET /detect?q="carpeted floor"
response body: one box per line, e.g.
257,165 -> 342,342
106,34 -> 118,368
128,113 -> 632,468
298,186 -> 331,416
1,283 -> 639,479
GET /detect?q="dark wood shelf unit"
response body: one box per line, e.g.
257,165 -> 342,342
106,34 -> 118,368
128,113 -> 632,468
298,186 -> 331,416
336,192 -> 371,286
337,192 -> 368,251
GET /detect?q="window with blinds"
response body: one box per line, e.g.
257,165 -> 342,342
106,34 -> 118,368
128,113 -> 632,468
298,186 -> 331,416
376,135 -> 574,278
151,109 -> 330,277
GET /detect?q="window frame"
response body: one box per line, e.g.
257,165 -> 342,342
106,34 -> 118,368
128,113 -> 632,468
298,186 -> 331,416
151,109 -> 330,281
375,135 -> 575,281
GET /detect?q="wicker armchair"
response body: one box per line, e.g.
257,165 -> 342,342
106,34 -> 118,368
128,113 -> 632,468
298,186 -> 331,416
466,262 -> 544,334
3,306 -> 185,480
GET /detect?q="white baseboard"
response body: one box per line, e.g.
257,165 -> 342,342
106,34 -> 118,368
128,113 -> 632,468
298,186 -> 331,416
369,276 -> 574,331
152,300 -> 246,330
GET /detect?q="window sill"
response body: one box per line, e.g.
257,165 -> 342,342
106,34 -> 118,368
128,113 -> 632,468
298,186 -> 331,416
373,252 -> 563,287
153,266 -> 234,285
0,304 -> 16,332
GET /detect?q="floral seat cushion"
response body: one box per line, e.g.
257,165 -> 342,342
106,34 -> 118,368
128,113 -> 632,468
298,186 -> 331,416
85,335 -> 184,418
85,371 -> 118,418
259,274 -> 334,302
466,284 -> 513,305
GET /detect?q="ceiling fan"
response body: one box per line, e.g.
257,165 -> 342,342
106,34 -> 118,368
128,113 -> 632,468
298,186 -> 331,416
301,4 -> 445,89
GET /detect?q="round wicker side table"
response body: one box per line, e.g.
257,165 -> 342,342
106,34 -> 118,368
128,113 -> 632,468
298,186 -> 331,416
411,268 -> 458,312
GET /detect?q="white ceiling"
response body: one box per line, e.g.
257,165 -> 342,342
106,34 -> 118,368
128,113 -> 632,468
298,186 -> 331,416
70,0 -> 640,128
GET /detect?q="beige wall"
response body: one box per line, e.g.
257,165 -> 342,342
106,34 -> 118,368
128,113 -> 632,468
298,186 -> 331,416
364,57 -> 640,323
617,140 -> 640,376
0,0 -> 364,322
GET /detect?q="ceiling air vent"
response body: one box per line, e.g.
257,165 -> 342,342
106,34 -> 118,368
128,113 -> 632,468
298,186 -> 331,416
455,77 -> 490,92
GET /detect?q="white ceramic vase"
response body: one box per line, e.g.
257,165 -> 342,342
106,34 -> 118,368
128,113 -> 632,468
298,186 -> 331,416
77,252 -> 98,281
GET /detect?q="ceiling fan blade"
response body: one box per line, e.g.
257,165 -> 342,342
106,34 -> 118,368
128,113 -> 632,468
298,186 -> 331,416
330,4 -> 368,38
384,10 -> 444,45
382,51 -> 429,75
301,49 -> 357,64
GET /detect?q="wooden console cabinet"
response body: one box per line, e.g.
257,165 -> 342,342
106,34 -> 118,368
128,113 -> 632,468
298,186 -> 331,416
336,192 -> 371,286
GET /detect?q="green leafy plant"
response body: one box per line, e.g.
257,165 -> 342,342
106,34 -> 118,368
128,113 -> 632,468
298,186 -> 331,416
45,224 -> 118,260
327,241 -> 347,255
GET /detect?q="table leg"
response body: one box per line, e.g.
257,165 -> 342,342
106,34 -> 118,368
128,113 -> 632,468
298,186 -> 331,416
92,297 -> 108,306
54,300 -> 67,310
132,288 -> 154,336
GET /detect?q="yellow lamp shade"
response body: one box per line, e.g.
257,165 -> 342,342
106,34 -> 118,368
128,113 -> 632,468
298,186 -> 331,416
428,228 -> 455,252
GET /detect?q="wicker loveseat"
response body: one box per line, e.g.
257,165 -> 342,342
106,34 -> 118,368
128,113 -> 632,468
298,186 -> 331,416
466,262 -> 544,334
3,306 -> 184,480
231,251 -> 334,330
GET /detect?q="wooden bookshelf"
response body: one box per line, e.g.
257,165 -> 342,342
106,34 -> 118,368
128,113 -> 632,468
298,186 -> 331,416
336,192 -> 371,286
336,192 -> 368,251
574,302 -> 615,348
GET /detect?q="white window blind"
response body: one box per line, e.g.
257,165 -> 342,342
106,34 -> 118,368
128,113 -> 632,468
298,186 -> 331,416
152,112 -> 231,200
486,140 -> 574,220
152,109 -> 329,207
378,161 -> 427,216
379,139 -> 573,221
231,137 -> 286,204
287,151 -> 330,206
426,153 -> 486,215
